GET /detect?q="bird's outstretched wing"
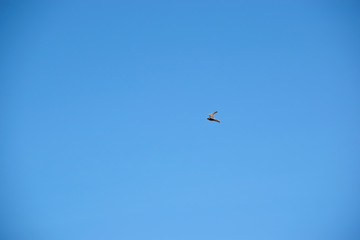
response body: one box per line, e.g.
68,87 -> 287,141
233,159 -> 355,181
209,111 -> 218,118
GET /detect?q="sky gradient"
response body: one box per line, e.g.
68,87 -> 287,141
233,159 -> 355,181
1,1 -> 360,240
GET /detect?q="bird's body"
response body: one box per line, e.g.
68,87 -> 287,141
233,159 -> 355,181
207,111 -> 220,123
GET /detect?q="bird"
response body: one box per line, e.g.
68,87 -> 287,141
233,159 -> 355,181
207,111 -> 220,123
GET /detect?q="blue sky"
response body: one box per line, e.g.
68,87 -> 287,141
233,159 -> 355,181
1,1 -> 360,240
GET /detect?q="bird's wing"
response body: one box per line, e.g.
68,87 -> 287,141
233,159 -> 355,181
209,111 -> 218,118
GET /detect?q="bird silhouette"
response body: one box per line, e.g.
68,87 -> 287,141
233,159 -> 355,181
207,111 -> 220,123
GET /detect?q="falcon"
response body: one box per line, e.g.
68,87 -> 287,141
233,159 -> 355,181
207,111 -> 220,123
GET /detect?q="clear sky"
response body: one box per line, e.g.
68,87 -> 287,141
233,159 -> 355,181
1,1 -> 360,240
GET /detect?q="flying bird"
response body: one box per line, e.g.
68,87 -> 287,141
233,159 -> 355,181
207,111 -> 220,123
